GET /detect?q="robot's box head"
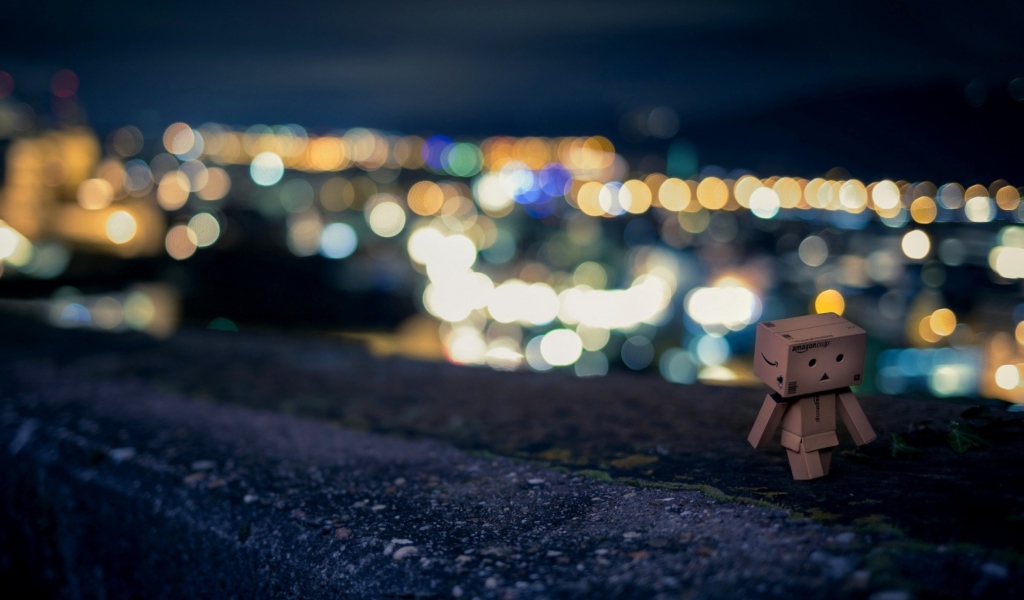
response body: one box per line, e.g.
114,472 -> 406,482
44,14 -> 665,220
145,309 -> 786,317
753,313 -> 866,398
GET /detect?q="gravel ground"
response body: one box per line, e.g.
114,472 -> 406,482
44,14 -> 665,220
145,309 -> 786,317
1,318 -> 1022,598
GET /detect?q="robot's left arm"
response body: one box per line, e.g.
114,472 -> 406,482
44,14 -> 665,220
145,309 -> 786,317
836,388 -> 877,446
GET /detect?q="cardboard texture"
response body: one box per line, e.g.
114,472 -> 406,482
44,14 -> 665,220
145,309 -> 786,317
837,389 -> 878,446
802,431 -> 839,452
749,314 -> 877,480
786,449 -> 826,480
780,429 -> 801,452
753,312 -> 866,399
747,393 -> 788,449
780,393 -> 836,437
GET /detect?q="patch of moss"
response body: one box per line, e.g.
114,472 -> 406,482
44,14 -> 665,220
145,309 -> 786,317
576,469 -> 613,482
852,514 -> 906,536
615,478 -> 784,510
609,454 -> 659,469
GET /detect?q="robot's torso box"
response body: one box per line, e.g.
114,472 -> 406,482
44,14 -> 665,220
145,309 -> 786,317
753,312 -> 866,399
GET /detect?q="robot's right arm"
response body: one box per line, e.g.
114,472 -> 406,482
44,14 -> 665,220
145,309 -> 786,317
747,393 -> 788,449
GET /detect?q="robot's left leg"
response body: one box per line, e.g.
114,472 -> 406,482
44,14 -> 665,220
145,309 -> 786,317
786,448 -> 828,480
819,449 -> 833,475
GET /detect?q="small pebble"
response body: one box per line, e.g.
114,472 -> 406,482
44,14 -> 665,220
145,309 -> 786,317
334,527 -> 351,540
451,585 -> 463,598
527,478 -> 545,485
190,460 -> 216,471
393,546 -> 419,561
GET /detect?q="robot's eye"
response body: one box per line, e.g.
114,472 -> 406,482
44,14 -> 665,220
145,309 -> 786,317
836,354 -> 844,362
808,359 -> 816,367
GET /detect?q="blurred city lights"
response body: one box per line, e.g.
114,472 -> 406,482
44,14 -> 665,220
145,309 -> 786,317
2,99 -> 1024,402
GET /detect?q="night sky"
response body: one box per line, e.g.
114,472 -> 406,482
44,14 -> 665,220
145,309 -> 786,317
3,0 -> 1024,182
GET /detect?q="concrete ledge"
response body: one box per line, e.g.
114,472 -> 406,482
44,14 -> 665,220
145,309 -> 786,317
2,319 -> 1023,598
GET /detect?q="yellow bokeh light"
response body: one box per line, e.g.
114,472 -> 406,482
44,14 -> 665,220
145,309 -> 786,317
696,177 -> 728,210
1017,321 -> 1024,345
804,178 -> 825,208
918,316 -> 941,343
576,181 -> 605,217
157,172 -> 190,210
76,178 -> 114,210
105,210 -> 137,244
163,123 -> 193,155
929,308 -> 956,336
995,185 -> 1021,211
165,224 -> 198,260
733,175 -> 761,208
197,167 -> 231,201
901,230 -> 930,260
644,173 -> 667,206
814,289 -> 845,315
964,183 -> 988,201
910,196 -> 937,224
407,181 -> 445,216
621,179 -> 652,214
658,177 -> 691,211
774,177 -> 802,209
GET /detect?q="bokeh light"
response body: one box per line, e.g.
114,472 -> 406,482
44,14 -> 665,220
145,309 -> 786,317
251,152 -> 285,186
320,223 -> 358,259
901,230 -> 931,260
77,178 -> 114,210
165,224 -> 198,260
188,213 -> 221,247
539,329 -> 584,366
105,211 -> 137,244
367,200 -> 407,238
814,289 -> 845,315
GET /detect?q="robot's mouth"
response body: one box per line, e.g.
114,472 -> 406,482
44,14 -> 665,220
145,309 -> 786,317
820,372 -> 830,381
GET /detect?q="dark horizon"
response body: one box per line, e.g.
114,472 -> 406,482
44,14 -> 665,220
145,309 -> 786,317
3,1 -> 1024,183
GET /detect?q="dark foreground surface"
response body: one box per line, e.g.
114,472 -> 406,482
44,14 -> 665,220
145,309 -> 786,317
1,315 -> 1023,599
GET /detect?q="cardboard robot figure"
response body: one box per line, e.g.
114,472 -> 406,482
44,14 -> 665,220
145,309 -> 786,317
747,313 -> 877,480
